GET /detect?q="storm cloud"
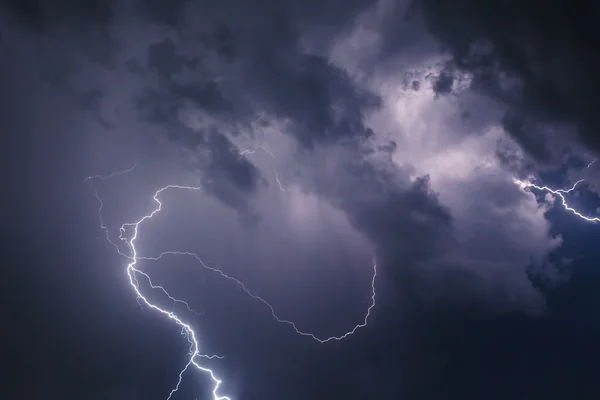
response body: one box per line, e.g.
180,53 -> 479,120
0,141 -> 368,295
2,0 -> 568,320
5,0 -> 600,398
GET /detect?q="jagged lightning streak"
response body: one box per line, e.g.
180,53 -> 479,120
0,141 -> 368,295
587,159 -> 596,169
84,160 -> 138,182
240,145 -> 285,192
121,184 -> 231,400
239,146 -> 275,158
514,160 -> 599,223
273,169 -> 285,192
87,162 -> 377,399
88,181 -> 203,315
138,251 -> 376,343
89,183 -> 230,399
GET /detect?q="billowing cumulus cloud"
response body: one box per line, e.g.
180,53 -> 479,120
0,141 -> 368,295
1,0 -> 571,315
410,0 -> 600,167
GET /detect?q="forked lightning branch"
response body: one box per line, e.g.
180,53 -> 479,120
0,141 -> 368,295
514,159 -> 599,223
85,156 -> 377,400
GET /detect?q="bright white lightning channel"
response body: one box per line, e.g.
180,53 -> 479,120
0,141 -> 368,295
86,160 -> 377,399
514,160 -> 599,223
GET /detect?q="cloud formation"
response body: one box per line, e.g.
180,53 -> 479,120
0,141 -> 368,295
1,0 -> 576,314
8,1 -> 600,397
412,0 -> 600,167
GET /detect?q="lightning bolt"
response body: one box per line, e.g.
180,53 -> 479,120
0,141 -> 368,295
239,145 -> 275,159
587,159 -> 596,169
86,162 -> 377,399
514,159 -> 599,223
240,146 -> 285,192
138,251 -> 376,343
84,160 -> 138,182
273,169 -> 285,192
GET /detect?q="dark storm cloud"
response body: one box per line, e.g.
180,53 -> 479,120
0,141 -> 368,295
171,82 -> 233,113
343,170 -> 452,263
134,49 -> 261,220
105,0 -> 385,225
500,112 -> 555,164
72,89 -> 103,111
9,0 -> 600,398
2,0 -> 114,30
145,37 -> 203,83
245,53 -> 381,148
334,154 -> 549,312
136,0 -> 491,314
411,0 -> 600,165
2,8 -> 262,224
71,89 -> 113,129
130,0 -> 382,149
140,0 -> 191,26
351,174 -> 456,302
199,131 -> 264,226
431,67 -> 454,95
495,137 -> 537,180
134,87 -> 183,128
133,84 -> 263,220
2,1 -> 119,70
295,147 -> 456,305
134,82 -> 232,130
1,0 -> 562,312
146,38 -> 190,82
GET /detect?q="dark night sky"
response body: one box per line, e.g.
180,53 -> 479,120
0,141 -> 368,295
4,0 -> 600,399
